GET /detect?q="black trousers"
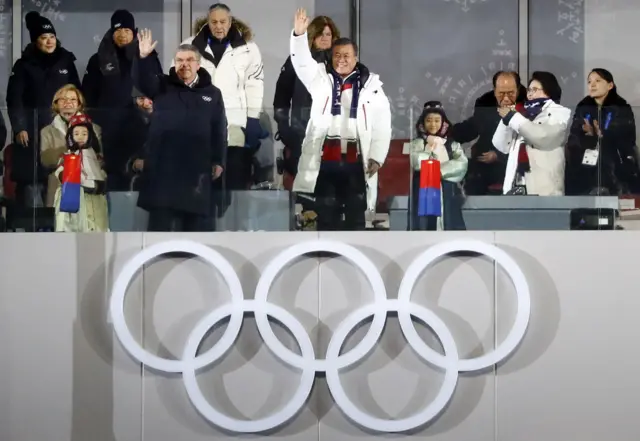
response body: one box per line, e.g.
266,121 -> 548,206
107,172 -> 132,192
314,162 -> 367,231
147,208 -> 213,232
214,147 -> 254,221
225,147 -> 254,191
463,160 -> 505,195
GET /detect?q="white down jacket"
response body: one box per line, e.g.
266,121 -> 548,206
492,100 -> 571,195
178,21 -> 264,147
289,31 -> 392,212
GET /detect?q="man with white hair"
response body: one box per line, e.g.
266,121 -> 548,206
132,29 -> 227,232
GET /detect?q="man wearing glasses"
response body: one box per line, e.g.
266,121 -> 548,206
131,29 -> 227,232
450,71 -> 527,195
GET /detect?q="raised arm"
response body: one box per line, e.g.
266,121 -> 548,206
505,107 -> 571,151
132,29 -> 163,99
290,8 -> 321,91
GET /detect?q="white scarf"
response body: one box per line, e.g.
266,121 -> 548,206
80,148 -> 105,189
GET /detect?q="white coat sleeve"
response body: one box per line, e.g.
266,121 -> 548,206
508,108 -> 571,151
289,30 -> 321,91
492,121 -> 514,154
244,42 -> 264,119
368,88 -> 392,165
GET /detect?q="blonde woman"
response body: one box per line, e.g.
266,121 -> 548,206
40,84 -> 102,207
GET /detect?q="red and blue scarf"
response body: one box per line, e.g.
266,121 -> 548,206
329,69 -> 361,119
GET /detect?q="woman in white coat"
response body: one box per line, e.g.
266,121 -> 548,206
290,8 -> 391,230
492,71 -> 571,195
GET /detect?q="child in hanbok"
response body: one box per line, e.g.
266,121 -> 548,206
54,113 -> 109,232
408,101 -> 468,230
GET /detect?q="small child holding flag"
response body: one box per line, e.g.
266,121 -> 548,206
408,101 -> 468,230
54,113 -> 109,232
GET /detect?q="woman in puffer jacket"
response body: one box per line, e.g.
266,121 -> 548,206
7,11 -> 80,205
565,68 -> 640,195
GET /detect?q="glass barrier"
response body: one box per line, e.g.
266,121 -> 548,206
0,0 -> 631,234
1,103 -> 638,233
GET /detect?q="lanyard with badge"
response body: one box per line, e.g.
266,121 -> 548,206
583,111 -> 612,166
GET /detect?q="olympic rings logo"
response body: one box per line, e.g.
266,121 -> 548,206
109,239 -> 531,433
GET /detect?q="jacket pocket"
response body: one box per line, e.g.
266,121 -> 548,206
363,104 -> 368,130
322,96 -> 329,115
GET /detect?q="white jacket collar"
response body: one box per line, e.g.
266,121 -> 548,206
52,114 -> 68,136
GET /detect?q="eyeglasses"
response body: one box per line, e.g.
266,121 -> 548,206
527,87 -> 543,94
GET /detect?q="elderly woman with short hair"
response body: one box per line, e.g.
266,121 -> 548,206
40,84 -> 102,207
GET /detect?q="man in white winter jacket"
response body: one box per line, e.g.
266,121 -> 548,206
179,3 -> 264,190
290,8 -> 391,231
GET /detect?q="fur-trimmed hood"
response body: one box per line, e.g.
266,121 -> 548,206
192,16 -> 253,41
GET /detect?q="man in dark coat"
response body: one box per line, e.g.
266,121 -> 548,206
132,29 -> 227,232
450,71 -> 527,195
82,10 -> 162,191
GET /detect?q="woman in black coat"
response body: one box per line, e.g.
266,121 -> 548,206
6,11 -> 80,200
565,68 -> 640,195
273,15 -> 339,180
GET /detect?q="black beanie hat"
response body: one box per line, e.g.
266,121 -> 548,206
25,11 -> 56,43
530,71 -> 562,103
111,9 -> 135,33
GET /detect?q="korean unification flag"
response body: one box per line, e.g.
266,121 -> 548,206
60,152 -> 82,213
418,159 -> 441,217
